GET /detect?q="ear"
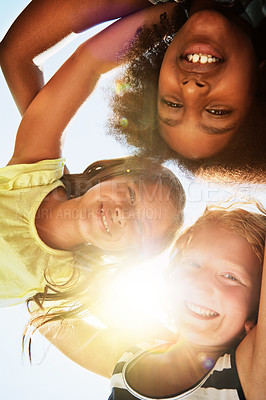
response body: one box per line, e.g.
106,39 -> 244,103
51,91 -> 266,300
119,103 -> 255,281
244,320 -> 255,334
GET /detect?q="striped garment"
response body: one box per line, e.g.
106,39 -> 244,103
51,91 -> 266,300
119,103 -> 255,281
148,0 -> 266,28
108,342 -> 245,400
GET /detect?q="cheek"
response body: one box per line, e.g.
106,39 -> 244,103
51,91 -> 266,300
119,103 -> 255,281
221,288 -> 250,318
225,70 -> 256,111
119,226 -> 140,248
168,270 -> 194,299
158,56 -> 179,95
86,184 -> 102,199
150,207 -> 169,231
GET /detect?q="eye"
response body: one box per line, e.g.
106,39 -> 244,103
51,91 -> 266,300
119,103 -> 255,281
128,187 -> 135,204
162,99 -> 183,109
223,273 -> 239,282
206,108 -> 231,116
181,259 -> 201,269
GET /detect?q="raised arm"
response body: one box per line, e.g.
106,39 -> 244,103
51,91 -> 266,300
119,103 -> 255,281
35,313 -> 175,378
7,3 -> 176,165
0,0 -> 151,115
236,243 -> 266,399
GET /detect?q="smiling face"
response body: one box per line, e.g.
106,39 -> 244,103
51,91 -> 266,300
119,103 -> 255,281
76,176 -> 176,254
168,223 -> 261,348
157,10 -> 258,159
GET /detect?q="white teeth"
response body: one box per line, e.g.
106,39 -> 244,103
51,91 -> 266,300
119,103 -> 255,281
186,302 -> 218,318
101,208 -> 110,233
186,53 -> 220,64
200,55 -> 207,64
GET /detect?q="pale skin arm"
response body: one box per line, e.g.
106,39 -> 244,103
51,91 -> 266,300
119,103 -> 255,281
0,0 -> 152,115
236,244 -> 266,399
7,3 -> 176,166
36,316 -> 176,378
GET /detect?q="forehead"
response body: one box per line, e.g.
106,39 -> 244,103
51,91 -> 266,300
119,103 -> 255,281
159,121 -> 234,159
186,223 -> 247,250
182,222 -> 261,275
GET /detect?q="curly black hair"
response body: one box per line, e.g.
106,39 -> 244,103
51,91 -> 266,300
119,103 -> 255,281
108,6 -> 266,183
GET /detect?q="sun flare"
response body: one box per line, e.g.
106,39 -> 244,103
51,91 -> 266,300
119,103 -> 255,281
84,250 -> 172,333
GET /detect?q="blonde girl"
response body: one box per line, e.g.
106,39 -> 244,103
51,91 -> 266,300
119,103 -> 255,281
109,205 -> 266,399
33,205 -> 266,399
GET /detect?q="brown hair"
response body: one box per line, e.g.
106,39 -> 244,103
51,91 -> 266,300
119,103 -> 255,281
24,156 -> 185,357
61,156 -> 185,253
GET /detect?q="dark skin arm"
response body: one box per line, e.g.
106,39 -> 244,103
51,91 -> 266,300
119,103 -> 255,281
7,4 -> 176,165
0,0 -> 152,115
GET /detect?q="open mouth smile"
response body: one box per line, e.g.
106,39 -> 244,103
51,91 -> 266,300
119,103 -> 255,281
186,301 -> 220,319
179,42 -> 224,72
186,53 -> 221,64
100,203 -> 111,235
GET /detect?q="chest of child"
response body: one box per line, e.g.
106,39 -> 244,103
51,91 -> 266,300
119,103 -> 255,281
109,344 -> 244,400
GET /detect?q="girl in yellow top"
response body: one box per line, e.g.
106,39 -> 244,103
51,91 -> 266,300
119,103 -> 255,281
0,2 -> 185,308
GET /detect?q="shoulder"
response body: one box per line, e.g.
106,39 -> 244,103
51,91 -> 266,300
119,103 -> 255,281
111,341 -> 177,398
0,158 -> 66,191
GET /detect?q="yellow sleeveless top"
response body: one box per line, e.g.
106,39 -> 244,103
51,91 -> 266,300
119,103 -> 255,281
0,159 -> 74,306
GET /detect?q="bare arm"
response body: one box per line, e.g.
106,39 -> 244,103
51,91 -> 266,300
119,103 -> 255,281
7,3 -> 176,165
0,0 -> 151,115
36,315 -> 176,378
236,244 -> 266,399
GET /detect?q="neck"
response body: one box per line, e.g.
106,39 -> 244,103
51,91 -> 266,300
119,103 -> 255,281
160,337 -> 227,393
178,334 -> 231,364
36,188 -> 86,251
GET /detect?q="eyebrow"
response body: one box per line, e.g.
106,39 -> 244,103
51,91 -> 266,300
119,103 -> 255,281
158,115 -> 237,136
199,123 -> 237,135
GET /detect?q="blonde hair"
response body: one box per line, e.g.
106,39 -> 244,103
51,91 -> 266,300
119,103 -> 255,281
166,203 -> 266,342
171,203 -> 266,266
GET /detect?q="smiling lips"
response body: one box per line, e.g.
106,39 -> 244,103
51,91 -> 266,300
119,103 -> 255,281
182,43 -> 224,60
100,203 -> 111,235
179,42 -> 224,72
186,301 -> 220,319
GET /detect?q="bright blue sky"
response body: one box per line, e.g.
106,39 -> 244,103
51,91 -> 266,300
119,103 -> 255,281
0,2 -> 265,400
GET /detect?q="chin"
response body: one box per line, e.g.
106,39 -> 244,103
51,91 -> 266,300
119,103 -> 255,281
189,9 -> 228,25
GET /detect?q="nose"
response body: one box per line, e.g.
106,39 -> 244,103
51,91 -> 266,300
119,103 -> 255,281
180,78 -> 210,96
188,268 -> 215,296
113,206 -> 127,228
